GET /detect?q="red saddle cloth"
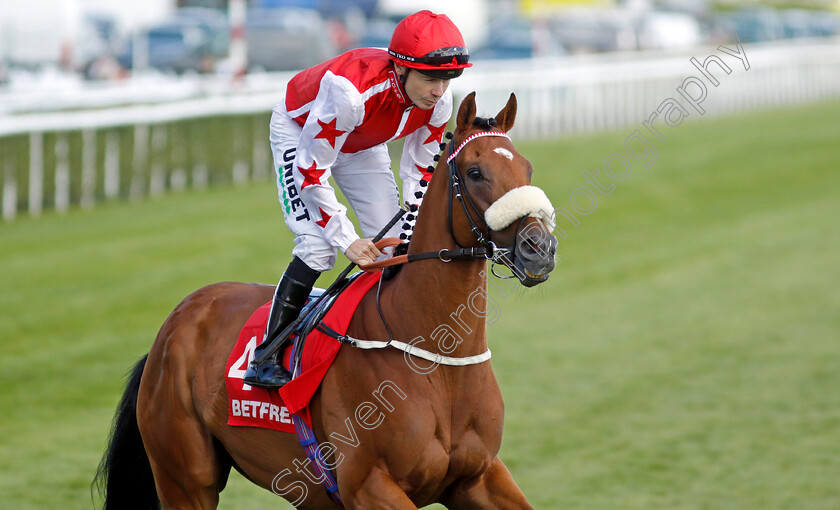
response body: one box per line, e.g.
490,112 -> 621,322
225,271 -> 381,432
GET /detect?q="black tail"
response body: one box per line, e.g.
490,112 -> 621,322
93,354 -> 160,509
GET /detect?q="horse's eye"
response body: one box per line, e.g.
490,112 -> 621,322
467,168 -> 483,181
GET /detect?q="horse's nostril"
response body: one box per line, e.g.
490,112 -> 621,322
518,236 -> 552,262
523,241 -> 537,255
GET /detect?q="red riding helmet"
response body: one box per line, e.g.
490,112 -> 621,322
388,10 -> 472,79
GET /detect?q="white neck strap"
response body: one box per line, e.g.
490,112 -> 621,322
343,336 -> 491,366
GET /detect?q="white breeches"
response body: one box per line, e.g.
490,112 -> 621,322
269,110 -> 401,272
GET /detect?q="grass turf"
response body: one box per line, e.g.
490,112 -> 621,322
1,99 -> 838,509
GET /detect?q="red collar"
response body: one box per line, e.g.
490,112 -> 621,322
387,69 -> 410,105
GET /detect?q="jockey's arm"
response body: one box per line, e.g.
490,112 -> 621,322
399,91 -> 453,215
292,75 -> 364,257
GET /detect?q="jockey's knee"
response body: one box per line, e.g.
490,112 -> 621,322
291,236 -> 336,273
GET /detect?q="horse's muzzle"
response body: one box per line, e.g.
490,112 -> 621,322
513,221 -> 557,287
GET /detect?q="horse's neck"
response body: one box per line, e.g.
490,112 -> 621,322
385,175 -> 490,357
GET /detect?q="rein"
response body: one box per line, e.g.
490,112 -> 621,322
358,238 -> 498,270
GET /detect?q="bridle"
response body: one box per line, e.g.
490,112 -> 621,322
315,129 -> 523,369
308,127 -> 552,378
447,132 -> 504,250
360,128 -> 526,278
445,129 -> 529,277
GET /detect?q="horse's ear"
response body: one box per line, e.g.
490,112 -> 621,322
456,91 -> 477,134
494,93 -> 517,132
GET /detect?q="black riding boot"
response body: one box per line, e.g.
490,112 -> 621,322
243,267 -> 317,389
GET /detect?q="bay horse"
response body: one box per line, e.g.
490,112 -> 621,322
96,92 -> 558,509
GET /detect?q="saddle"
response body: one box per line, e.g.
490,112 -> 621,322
225,271 -> 382,432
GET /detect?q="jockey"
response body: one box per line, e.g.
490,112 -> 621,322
244,10 -> 472,388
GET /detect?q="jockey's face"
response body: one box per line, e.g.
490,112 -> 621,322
396,65 -> 450,110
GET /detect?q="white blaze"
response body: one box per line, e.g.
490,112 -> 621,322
493,147 -> 514,160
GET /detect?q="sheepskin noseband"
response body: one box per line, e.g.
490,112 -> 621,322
484,185 -> 555,231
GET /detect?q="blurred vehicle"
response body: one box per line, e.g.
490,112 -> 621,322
174,7 -> 230,58
354,17 -> 397,48
245,8 -> 337,71
637,11 -> 702,50
375,0 -> 488,50
780,9 -> 813,39
0,0 -> 170,70
323,0 -> 378,19
715,7 -> 784,43
116,10 -> 229,74
472,16 -> 562,60
117,22 -> 214,74
779,9 -> 840,39
75,15 -> 121,69
805,10 -> 840,37
255,0 -> 378,19
551,10 -> 640,54
251,0 -> 368,50
0,7 -> 119,72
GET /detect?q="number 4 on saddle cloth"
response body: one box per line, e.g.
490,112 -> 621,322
225,271 -> 382,433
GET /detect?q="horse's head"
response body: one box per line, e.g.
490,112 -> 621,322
443,91 -> 558,287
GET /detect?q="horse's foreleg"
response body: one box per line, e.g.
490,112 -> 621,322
440,457 -> 533,510
341,467 -> 418,510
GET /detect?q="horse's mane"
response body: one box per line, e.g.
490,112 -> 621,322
473,116 -> 498,130
382,115 -> 499,281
